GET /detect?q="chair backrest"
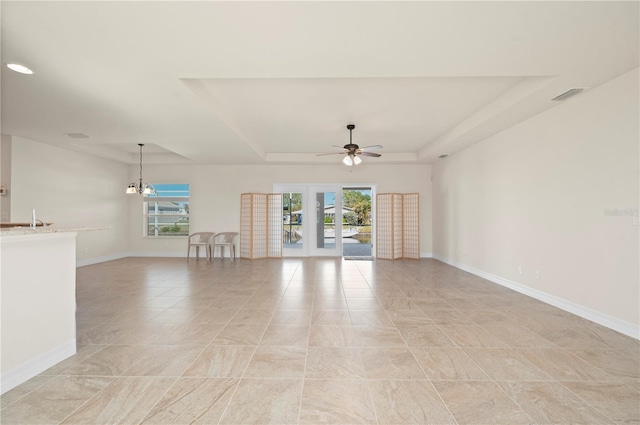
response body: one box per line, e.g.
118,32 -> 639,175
215,232 -> 238,244
190,232 -> 215,243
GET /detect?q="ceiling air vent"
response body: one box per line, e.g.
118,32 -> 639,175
551,88 -> 586,102
65,133 -> 90,138
438,154 -> 449,159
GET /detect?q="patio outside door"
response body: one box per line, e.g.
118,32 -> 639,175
276,184 -> 342,257
309,186 -> 342,257
281,191 -> 304,256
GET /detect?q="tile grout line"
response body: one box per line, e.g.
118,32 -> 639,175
295,264 -> 317,425
385,276 -> 461,425
214,262 -> 301,425
344,265 -> 382,425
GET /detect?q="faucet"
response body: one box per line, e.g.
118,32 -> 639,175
29,210 -> 45,229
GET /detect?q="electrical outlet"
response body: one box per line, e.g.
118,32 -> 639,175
517,265 -> 523,274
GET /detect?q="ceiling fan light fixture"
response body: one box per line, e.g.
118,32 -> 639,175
343,155 -> 353,166
353,155 -> 362,165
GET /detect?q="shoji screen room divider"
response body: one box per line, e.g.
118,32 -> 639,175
240,193 -> 283,259
376,193 -> 419,259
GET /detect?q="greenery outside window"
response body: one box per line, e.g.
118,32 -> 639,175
144,184 -> 189,237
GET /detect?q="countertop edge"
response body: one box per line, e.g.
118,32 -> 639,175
0,226 -> 110,237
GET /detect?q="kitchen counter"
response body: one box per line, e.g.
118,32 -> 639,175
0,225 -> 108,236
0,222 -> 53,228
0,226 -> 107,394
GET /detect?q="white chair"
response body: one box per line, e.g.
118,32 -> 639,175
187,232 -> 215,261
212,232 -> 238,261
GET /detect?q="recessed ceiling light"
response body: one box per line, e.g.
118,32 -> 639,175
7,63 -> 34,75
65,133 -> 90,139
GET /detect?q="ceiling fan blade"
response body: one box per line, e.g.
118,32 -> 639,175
316,151 -> 346,156
319,124 -> 380,161
360,151 -> 382,157
360,144 -> 383,151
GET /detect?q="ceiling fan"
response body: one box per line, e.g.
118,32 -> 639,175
317,124 -> 383,166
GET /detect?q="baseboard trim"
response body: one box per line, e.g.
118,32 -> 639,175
432,254 -> 639,340
77,252 -> 187,267
1,339 -> 76,395
77,251 -> 221,268
76,252 -> 129,267
420,252 -> 433,258
112,251 -> 236,259
127,251 -> 186,258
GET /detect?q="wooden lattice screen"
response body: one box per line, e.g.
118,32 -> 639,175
267,193 -> 283,258
376,193 -> 419,260
376,193 -> 393,260
402,193 -> 419,259
240,193 -> 283,259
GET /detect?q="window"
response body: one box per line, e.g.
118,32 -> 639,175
144,184 -> 189,237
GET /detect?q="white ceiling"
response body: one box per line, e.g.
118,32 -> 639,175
1,1 -> 638,165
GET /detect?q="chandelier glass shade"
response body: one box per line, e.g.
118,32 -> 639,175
126,144 -> 153,195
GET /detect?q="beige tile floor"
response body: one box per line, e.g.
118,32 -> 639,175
2,257 -> 639,424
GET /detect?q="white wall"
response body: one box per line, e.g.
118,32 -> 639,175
0,135 -> 12,222
10,137 -> 130,263
127,163 -> 433,257
432,68 -> 639,334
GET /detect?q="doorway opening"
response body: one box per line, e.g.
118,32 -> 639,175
275,184 -> 375,258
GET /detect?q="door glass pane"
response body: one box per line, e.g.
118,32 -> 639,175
342,187 -> 373,257
283,192 -> 303,250
316,191 -> 336,250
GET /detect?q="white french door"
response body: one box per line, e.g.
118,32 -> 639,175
308,185 -> 342,257
275,184 -> 343,257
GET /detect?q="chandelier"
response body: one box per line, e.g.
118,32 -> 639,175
126,144 -> 154,195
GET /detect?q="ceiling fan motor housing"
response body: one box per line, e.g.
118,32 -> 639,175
343,143 -> 359,151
